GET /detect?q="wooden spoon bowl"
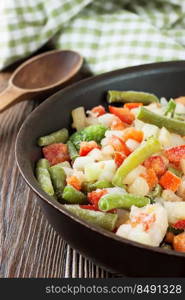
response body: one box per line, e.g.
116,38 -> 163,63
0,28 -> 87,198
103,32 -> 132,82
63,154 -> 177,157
0,50 -> 83,111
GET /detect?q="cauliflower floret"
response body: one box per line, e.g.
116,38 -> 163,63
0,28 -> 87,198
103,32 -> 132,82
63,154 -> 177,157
73,156 -> 94,171
116,204 -> 168,247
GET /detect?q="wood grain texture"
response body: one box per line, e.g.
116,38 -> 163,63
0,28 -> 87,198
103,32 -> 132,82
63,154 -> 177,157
0,69 -> 115,278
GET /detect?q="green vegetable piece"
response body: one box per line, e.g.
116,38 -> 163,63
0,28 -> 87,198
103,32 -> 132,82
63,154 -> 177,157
99,193 -> 150,211
70,124 -> 107,150
167,225 -> 184,235
36,159 -> 55,196
62,185 -> 86,204
67,141 -> 79,161
64,204 -> 118,231
168,166 -> 183,177
174,113 -> 185,121
49,164 -> 66,200
112,136 -> 162,187
82,180 -> 114,192
37,128 -> 69,146
137,106 -> 185,136
147,184 -> 162,202
164,99 -> 176,117
107,90 -> 159,104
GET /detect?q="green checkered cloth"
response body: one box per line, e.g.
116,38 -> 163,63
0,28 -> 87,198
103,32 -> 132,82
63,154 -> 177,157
1,0 -> 185,74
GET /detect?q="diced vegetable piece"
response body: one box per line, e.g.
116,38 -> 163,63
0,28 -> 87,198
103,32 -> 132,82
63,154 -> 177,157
122,128 -> 143,143
137,106 -> 185,135
70,124 -> 107,150
79,141 -> 99,156
158,127 -> 171,148
72,106 -> 86,131
162,189 -> 182,202
99,193 -> 150,211
49,164 -> 66,199
173,232 -> 185,252
67,141 -> 79,161
142,124 -> 159,140
91,105 -> 106,116
98,113 -> 117,128
111,118 -> 128,130
43,143 -> 70,166
37,128 -> 69,146
147,184 -> 162,200
88,189 -> 108,209
177,178 -> 185,200
124,102 -> 143,109
173,219 -> 185,230
175,96 -> 185,106
123,165 -> 146,185
99,160 -> 117,182
62,185 -> 86,204
159,171 -> 181,192
144,155 -> 166,176
109,106 -> 135,124
128,177 -> 150,196
66,176 -> 81,190
140,168 -> 158,190
84,162 -> 104,182
114,151 -> 126,167
165,145 -> 185,163
125,139 -> 140,152
164,201 -> 185,223
36,159 -> 55,196
112,137 -> 162,187
107,136 -> 130,156
107,90 -> 159,104
73,156 -> 94,171
64,204 -> 118,231
164,99 -> 176,117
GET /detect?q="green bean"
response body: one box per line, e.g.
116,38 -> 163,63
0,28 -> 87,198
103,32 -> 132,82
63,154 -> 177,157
36,159 -> 55,196
112,136 -> 162,187
63,204 -> 118,231
137,106 -> 185,135
49,164 -> 66,200
107,90 -> 159,104
62,185 -> 86,204
82,180 -> 114,192
67,141 -> 79,161
37,128 -> 69,146
164,99 -> 176,117
99,193 -> 150,211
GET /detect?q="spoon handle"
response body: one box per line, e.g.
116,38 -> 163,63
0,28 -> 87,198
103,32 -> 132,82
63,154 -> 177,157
0,85 -> 25,112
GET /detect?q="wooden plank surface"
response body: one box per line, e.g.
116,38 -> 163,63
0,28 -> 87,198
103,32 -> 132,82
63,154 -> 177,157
0,69 -> 115,278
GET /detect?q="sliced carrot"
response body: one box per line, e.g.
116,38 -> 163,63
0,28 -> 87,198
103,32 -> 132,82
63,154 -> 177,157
124,102 -> 143,110
122,127 -> 143,143
114,151 -> 126,167
140,168 -> 158,189
159,171 -> 181,192
144,155 -> 166,176
91,105 -> 106,116
109,106 -> 135,124
111,118 -> 128,130
173,232 -> 185,252
79,141 -> 100,156
67,176 -> 81,190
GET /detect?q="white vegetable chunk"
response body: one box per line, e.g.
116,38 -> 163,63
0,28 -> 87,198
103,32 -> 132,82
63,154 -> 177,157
123,165 -> 146,185
128,177 -> 149,196
142,124 -> 159,140
116,204 -> 168,247
162,189 -> 182,202
164,201 -> 185,223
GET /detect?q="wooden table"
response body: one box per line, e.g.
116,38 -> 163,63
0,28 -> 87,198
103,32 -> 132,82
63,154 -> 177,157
0,67 -> 116,278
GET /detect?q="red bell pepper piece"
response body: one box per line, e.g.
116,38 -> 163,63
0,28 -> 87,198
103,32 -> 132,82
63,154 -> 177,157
124,102 -> 143,110
165,145 -> 185,163
159,170 -> 181,192
91,105 -> 106,116
109,106 -> 135,124
79,141 -> 100,156
173,219 -> 185,230
144,155 -> 166,176
43,143 -> 70,166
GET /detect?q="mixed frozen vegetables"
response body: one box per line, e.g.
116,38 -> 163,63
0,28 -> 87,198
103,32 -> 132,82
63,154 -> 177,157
36,91 -> 185,253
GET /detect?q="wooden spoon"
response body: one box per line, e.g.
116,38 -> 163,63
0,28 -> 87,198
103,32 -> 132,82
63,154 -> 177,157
0,50 -> 83,112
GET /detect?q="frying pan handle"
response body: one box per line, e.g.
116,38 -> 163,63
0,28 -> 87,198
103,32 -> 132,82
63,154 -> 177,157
0,85 -> 25,112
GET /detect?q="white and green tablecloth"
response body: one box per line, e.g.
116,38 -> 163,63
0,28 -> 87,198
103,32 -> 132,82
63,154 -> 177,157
1,0 -> 185,73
